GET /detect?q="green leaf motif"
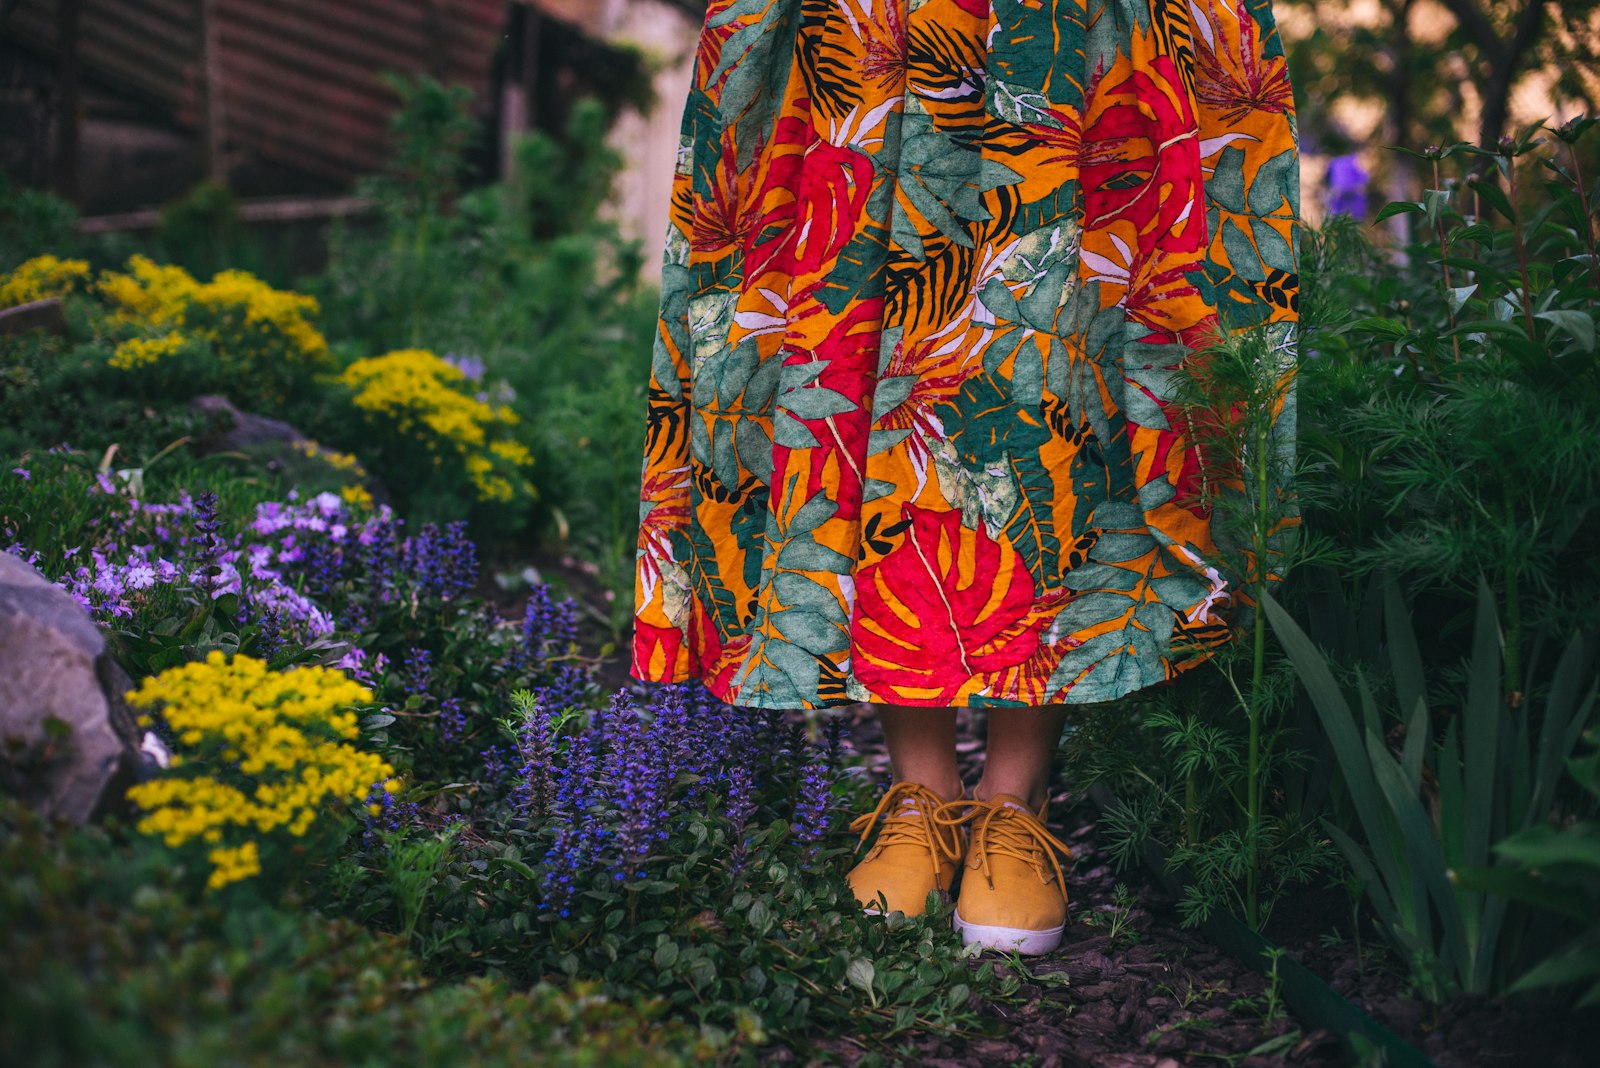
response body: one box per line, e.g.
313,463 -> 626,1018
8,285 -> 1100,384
937,371 -> 1051,467
778,385 -> 857,421
1001,450 -> 1061,591
818,224 -> 891,314
1208,147 -> 1249,215
988,0 -> 1088,109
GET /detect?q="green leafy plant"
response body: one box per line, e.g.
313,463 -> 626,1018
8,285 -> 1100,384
1265,577 -> 1598,999
1080,881 -> 1141,946
1301,123 -> 1600,685
1453,729 -> 1600,1005
1140,318 -> 1337,930
0,799 -> 691,1068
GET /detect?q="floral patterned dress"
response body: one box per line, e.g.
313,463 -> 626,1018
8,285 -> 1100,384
632,0 -> 1299,709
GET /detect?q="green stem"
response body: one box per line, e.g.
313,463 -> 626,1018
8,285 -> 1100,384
1246,415 -> 1271,931
1503,156 -> 1539,342
1185,765 -> 1197,847
1504,553 -> 1523,701
1432,155 -> 1463,369
1566,141 -> 1600,302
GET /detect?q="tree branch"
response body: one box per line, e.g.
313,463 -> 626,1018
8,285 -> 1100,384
1434,0 -> 1509,64
1477,2 -> 1549,146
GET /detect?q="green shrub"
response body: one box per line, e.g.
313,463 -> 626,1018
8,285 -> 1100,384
1267,578 -> 1599,1001
313,78 -> 654,584
0,800 -> 691,1068
1296,123 -> 1600,683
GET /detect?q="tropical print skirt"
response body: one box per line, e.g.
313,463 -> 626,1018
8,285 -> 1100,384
632,0 -> 1300,709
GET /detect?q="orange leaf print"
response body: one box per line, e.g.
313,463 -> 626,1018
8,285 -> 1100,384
853,505 -> 1041,704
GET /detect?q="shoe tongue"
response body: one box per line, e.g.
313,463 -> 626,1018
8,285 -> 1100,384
893,796 -> 928,817
988,793 -> 1033,815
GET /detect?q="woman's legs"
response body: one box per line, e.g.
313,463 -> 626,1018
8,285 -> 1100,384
974,706 -> 1069,810
878,704 -> 1068,809
878,704 -> 964,802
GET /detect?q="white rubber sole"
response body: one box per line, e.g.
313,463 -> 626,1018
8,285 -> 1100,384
952,908 -> 1065,956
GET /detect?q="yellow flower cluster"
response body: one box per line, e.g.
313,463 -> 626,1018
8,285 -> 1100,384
340,349 -> 535,503
340,484 -> 374,509
293,439 -> 367,476
193,268 -> 328,362
111,332 -> 187,369
125,650 -> 393,891
0,254 -> 91,307
96,255 -> 331,390
207,841 -> 262,889
98,255 -> 194,329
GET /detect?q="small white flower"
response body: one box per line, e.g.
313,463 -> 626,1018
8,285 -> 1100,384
140,731 -> 171,770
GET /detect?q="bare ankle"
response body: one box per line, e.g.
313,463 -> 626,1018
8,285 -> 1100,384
897,776 -> 965,803
973,781 -> 1049,810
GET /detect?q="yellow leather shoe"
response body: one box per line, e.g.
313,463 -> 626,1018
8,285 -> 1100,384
846,781 -> 965,916
938,793 -> 1073,955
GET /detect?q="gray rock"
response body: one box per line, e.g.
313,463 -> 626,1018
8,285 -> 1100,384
0,552 -> 141,823
191,394 -> 309,452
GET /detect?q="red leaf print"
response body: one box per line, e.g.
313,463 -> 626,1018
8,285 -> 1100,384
853,505 -> 1041,704
1080,57 -> 1206,252
770,295 -> 883,521
634,620 -> 685,681
742,104 -> 875,282
787,137 -> 874,278
1194,2 -> 1294,125
637,466 -> 690,598
692,125 -> 764,256
984,589 -> 1081,703
744,113 -> 810,281
872,333 -> 967,471
690,597 -> 750,697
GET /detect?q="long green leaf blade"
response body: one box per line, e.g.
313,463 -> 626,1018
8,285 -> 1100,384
1462,578 -> 1502,872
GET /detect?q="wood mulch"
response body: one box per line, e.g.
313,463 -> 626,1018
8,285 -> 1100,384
825,706 -> 1344,1068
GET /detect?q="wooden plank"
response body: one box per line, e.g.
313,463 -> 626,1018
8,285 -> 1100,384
77,195 -> 374,233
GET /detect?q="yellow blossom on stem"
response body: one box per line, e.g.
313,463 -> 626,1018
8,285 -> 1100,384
0,254 -> 91,307
125,651 -> 391,891
340,349 -> 534,505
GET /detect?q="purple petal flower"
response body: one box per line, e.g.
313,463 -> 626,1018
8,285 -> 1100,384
1325,152 -> 1370,217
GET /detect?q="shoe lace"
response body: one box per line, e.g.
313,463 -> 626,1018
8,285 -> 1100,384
848,781 -> 964,878
933,798 -> 1073,890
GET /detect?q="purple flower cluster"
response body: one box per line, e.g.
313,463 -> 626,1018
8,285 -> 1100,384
481,744 -> 513,783
603,692 -> 675,881
793,755 -> 833,860
517,584 -> 579,666
543,731 -> 602,917
408,521 -> 478,600
513,694 -> 559,816
363,780 -> 422,845
48,547 -> 182,620
512,680 -> 844,914
725,762 -> 757,873
439,697 -> 468,742
334,646 -> 389,687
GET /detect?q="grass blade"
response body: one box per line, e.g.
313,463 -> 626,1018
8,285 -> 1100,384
1462,578 -> 1502,872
